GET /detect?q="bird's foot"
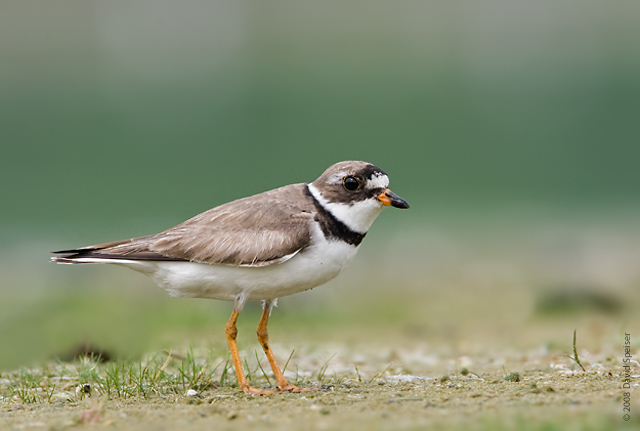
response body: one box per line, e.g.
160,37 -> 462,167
277,384 -> 311,393
239,384 -> 277,396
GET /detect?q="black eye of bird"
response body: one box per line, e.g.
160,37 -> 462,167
343,176 -> 360,191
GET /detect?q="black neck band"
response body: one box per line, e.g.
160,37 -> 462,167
305,185 -> 366,246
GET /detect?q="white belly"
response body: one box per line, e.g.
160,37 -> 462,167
113,238 -> 359,302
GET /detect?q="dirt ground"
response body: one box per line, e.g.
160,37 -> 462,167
1,339 -> 638,431
0,385 -> 630,431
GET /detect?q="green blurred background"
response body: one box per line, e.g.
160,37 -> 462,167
1,1 -> 639,371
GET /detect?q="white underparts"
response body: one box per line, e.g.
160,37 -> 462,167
61,223 -> 359,302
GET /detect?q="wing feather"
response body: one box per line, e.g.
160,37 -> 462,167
54,184 -> 315,267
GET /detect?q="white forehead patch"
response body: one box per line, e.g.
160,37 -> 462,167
365,173 -> 389,190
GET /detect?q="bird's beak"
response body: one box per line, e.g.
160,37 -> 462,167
377,189 -> 410,209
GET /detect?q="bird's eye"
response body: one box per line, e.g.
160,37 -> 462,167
343,176 -> 360,191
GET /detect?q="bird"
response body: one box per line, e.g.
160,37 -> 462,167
51,160 -> 409,395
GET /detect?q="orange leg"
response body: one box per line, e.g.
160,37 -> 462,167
224,309 -> 274,395
256,300 -> 306,392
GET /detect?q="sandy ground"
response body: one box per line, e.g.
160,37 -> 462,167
1,338 -> 638,431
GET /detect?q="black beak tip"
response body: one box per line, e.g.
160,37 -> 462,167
392,199 -> 410,209
386,190 -> 409,209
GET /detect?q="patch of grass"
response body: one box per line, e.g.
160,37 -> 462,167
218,358 -> 232,387
368,363 -> 393,384
176,348 -> 219,392
254,350 -> 272,387
281,348 -> 295,375
568,329 -> 587,372
504,371 -> 521,383
0,347 -> 340,406
1,350 -> 225,404
316,353 -> 337,384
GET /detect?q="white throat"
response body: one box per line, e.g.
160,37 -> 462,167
308,183 -> 385,234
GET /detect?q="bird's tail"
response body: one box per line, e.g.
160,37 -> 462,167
50,237 -> 184,264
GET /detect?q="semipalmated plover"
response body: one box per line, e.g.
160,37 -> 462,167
52,160 -> 409,395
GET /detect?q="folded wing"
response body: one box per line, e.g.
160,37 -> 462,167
52,184 -> 314,267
